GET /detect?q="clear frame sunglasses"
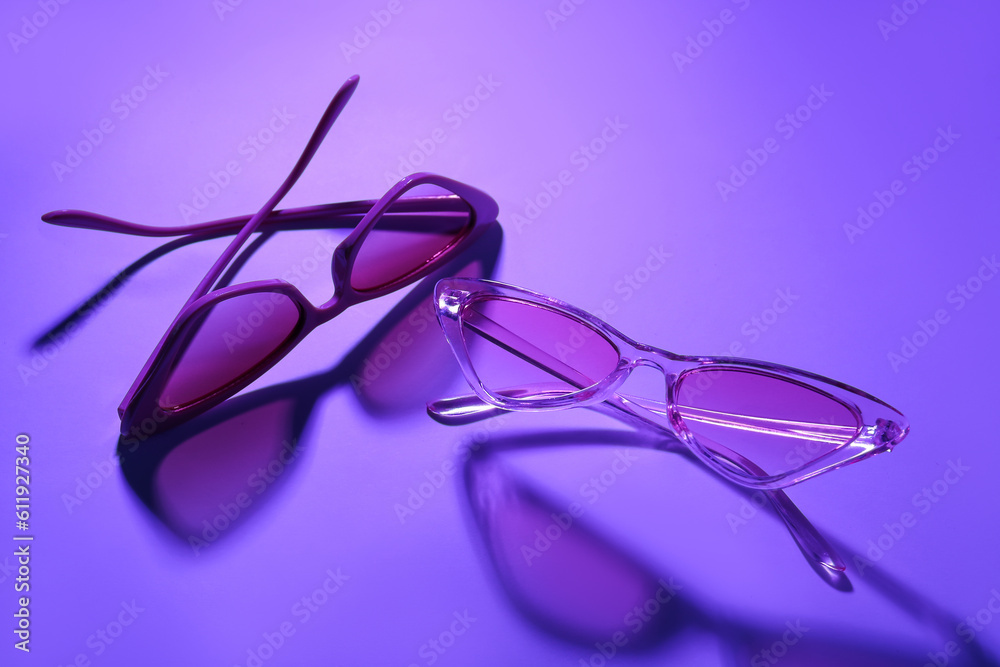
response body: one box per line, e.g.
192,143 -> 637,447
428,278 -> 909,492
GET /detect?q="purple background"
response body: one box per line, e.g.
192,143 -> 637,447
2,1 -> 999,665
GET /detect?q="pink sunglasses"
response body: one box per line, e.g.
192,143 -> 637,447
428,278 -> 910,492
42,76 -> 499,436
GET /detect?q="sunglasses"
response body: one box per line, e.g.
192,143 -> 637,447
428,278 -> 910,491
42,76 -> 499,436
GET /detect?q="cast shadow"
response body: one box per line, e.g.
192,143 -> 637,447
460,430 -> 998,665
107,222 -> 502,554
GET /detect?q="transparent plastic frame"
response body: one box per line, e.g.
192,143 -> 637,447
428,278 -> 910,492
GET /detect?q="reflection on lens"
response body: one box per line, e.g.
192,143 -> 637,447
462,298 -> 619,399
351,184 -> 471,291
159,292 -> 301,409
674,368 -> 860,478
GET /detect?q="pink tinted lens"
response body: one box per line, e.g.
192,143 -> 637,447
674,368 -> 860,478
159,292 -> 301,409
351,184 -> 471,292
461,297 -> 619,398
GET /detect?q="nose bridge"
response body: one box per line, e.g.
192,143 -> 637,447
632,355 -> 665,372
617,356 -> 669,404
633,346 -> 682,384
630,354 -> 668,383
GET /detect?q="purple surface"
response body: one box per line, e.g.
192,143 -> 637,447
2,1 -> 998,665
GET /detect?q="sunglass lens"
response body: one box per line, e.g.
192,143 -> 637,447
461,297 -> 619,400
674,368 -> 861,478
351,184 -> 472,291
159,292 -> 302,409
